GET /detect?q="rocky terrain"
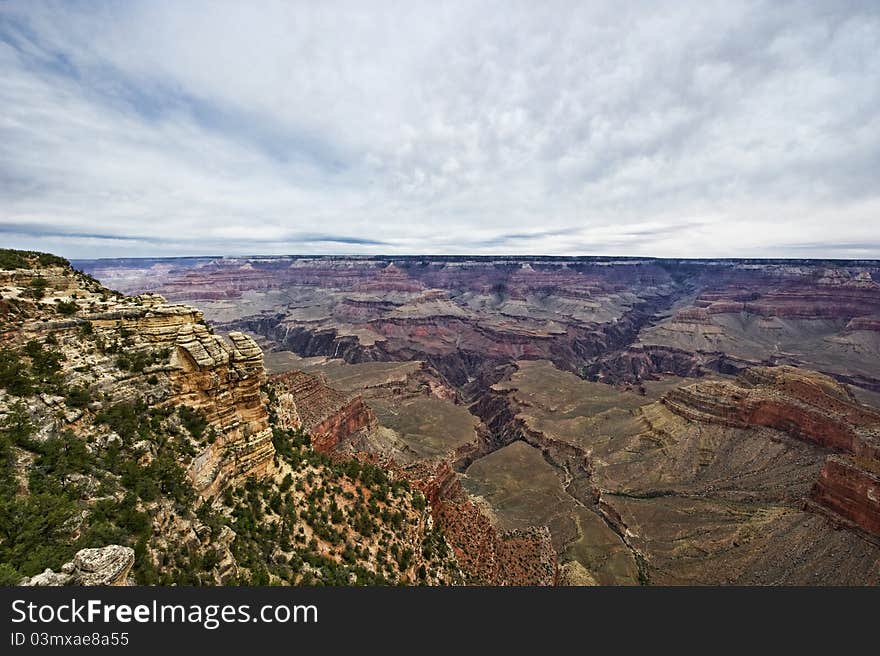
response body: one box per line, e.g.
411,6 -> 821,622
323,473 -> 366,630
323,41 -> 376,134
0,250 -> 462,586
267,369 -> 557,585
69,254 -> 880,584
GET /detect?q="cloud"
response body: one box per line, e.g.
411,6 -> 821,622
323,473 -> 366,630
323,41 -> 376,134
0,221 -> 387,247
1,0 -> 879,258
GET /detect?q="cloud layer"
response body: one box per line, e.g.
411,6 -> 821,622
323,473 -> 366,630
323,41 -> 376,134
1,1 -> 879,258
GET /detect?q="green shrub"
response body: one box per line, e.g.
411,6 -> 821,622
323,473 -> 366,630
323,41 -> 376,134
117,352 -> 148,373
0,563 -> 22,585
0,492 -> 79,576
178,406 -> 208,441
65,385 -> 92,408
55,299 -> 78,316
24,340 -> 64,386
0,250 -> 68,270
0,349 -> 34,396
36,253 -> 69,267
24,277 -> 49,300
95,399 -> 149,441
0,249 -> 29,269
116,348 -> 169,373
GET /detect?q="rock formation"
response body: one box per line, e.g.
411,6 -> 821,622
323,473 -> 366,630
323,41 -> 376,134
663,366 -> 880,538
21,546 -> 135,586
663,366 -> 880,458
474,359 -> 880,584
403,461 -> 557,585
264,369 -> 554,584
80,300 -> 276,498
269,370 -> 375,452
809,457 -> 880,537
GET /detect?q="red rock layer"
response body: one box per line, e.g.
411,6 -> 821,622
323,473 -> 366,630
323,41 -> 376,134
663,365 -> 880,536
845,317 -> 880,333
84,257 -> 678,311
693,268 -> 880,320
810,457 -> 880,537
664,366 -> 880,458
266,372 -> 557,584
671,307 -> 714,324
269,370 -> 375,452
309,398 -> 376,453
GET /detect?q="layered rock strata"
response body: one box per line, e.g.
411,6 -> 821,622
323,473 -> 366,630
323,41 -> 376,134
663,366 -> 880,537
87,303 -> 275,497
809,457 -> 880,537
269,370 -> 375,452
3,273 -> 276,498
663,366 -> 880,459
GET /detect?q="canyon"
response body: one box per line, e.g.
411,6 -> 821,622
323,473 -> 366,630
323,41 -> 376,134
67,255 -> 880,584
1,251 -> 462,585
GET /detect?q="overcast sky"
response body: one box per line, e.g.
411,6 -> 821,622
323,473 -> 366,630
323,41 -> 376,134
1,1 -> 879,259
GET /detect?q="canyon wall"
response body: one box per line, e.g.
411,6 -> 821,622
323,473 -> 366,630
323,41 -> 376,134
269,370 -> 375,452
2,264 -> 276,499
405,461 -> 557,585
663,366 -> 880,538
809,458 -> 880,537
70,255 -> 880,581
1,251 -> 466,585
86,298 -> 276,498
663,366 -> 880,459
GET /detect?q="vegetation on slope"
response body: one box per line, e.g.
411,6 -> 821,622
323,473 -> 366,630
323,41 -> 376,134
219,426 -> 455,585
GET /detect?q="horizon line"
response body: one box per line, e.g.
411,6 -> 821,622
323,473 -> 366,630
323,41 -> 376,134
69,253 -> 880,264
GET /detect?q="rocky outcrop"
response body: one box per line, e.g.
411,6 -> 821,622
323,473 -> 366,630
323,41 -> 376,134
21,546 -> 135,586
273,388 -> 302,431
413,461 -> 462,508
558,560 -> 599,586
1,259 -> 277,500
582,344 -> 709,384
89,303 -> 275,497
1,250 -> 467,587
844,317 -> 880,333
269,370 -> 375,452
462,388 -> 527,463
809,457 -> 880,537
308,396 -> 374,453
0,265 -> 81,295
170,328 -> 275,497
